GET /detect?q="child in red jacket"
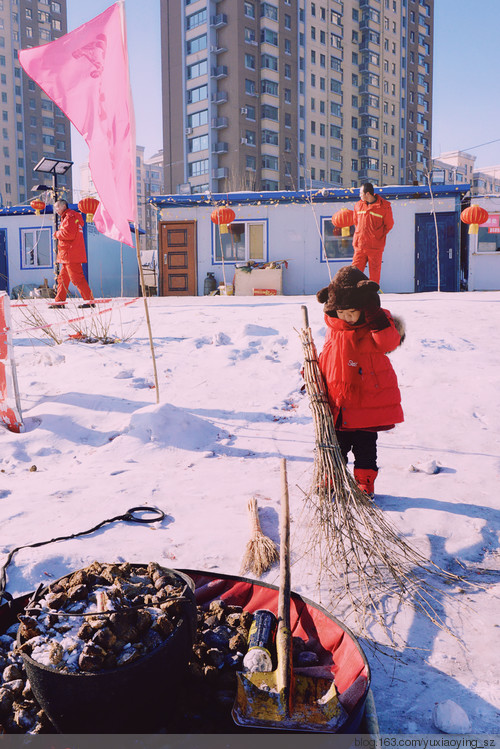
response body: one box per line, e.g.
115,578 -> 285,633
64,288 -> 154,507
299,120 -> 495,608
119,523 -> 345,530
316,265 -> 404,497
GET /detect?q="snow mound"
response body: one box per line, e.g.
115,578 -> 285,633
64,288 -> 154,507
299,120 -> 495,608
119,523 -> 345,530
409,459 -> 441,474
432,700 -> 471,734
242,323 -> 279,337
125,402 -> 227,450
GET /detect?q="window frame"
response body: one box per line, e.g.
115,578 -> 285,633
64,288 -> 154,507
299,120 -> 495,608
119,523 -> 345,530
213,219 -> 268,264
20,226 -> 53,269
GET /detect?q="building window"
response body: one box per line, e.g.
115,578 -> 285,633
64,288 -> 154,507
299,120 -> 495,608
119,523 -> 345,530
261,79 -> 278,96
188,134 -> 209,153
21,228 -> 52,269
245,27 -> 256,43
261,28 -> 278,46
245,78 -> 256,95
323,217 -> 354,260
261,104 -> 278,121
262,154 -> 278,170
245,53 -> 256,70
260,2 -> 278,21
188,158 -> 209,177
244,2 -> 255,19
187,59 -> 207,79
186,9 -> 207,30
284,38 -> 291,55
284,63 -> 291,79
187,84 -> 208,103
261,53 -> 278,71
261,129 -> 278,145
214,221 -> 266,262
186,34 -> 207,55
245,130 -> 256,145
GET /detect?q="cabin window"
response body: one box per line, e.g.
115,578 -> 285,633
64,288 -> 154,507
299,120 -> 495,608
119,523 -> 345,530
20,227 -> 52,268
214,221 -> 266,263
322,216 -> 355,261
477,214 -> 500,252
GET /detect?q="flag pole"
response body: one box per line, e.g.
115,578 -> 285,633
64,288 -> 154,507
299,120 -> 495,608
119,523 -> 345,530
135,224 -> 159,403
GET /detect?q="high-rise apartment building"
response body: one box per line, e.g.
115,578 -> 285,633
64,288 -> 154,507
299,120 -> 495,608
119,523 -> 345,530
161,0 -> 433,195
0,0 -> 72,208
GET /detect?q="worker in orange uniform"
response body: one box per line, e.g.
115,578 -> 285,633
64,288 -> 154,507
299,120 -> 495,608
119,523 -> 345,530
50,199 -> 95,309
352,183 -> 394,285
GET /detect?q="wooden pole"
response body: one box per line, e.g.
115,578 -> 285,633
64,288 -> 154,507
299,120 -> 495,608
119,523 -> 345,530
135,225 -> 160,404
277,457 -> 292,718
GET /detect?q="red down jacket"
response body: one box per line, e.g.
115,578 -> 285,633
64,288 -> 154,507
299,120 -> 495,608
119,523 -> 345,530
318,309 -> 403,430
55,208 -> 87,264
352,195 -> 394,252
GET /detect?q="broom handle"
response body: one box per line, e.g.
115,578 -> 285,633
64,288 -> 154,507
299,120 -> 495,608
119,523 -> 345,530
248,496 -> 263,535
277,457 -> 292,717
301,304 -> 309,330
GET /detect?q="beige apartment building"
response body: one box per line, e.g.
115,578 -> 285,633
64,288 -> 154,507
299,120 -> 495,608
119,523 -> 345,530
161,0 -> 433,194
80,146 -> 164,254
432,150 -> 500,196
0,0 -> 72,207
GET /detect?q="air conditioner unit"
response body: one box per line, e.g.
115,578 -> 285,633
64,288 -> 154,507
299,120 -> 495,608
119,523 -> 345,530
240,107 -> 248,115
240,137 -> 248,144
210,45 -> 218,52
185,127 -> 193,135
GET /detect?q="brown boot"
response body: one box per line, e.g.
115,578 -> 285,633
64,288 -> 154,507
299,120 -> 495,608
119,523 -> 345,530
354,468 -> 378,498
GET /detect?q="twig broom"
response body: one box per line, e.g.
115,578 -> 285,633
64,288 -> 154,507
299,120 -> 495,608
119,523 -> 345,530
240,496 -> 279,577
298,305 -> 470,644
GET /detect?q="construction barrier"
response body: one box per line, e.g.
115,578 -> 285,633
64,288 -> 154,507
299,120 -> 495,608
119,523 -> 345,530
0,292 -> 23,433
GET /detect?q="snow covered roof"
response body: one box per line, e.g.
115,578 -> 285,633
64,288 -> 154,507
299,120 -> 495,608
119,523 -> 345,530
149,183 -> 471,209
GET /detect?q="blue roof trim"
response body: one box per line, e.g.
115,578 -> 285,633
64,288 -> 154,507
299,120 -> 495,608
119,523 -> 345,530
0,204 -> 145,234
149,184 -> 471,209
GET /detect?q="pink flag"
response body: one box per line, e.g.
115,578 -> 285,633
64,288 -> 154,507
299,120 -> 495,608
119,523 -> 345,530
19,2 -> 137,247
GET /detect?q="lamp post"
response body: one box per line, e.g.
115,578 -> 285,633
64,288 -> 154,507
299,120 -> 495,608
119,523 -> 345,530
31,157 -> 73,287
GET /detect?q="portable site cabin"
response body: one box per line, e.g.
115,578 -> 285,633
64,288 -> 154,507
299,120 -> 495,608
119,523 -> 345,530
465,195 -> 500,291
0,204 -> 140,298
149,184 -> 485,296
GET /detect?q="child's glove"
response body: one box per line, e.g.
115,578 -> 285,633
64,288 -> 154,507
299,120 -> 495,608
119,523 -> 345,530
365,304 -> 390,331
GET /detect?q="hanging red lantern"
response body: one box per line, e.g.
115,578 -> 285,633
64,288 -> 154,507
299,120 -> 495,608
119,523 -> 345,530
30,199 -> 45,216
331,208 -> 355,237
461,205 -> 489,234
211,206 -> 235,234
78,197 -> 100,223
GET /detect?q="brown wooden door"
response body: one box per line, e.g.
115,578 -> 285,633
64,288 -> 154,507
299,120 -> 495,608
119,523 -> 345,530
159,221 -> 197,296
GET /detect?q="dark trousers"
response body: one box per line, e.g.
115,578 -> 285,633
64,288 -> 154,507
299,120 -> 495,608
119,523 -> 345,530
336,429 -> 378,471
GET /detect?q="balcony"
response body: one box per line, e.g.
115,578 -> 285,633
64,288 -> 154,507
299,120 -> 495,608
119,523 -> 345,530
211,116 -> 228,129
212,141 -> 229,154
211,90 -> 228,104
211,65 -> 228,79
211,13 -> 228,28
210,44 -> 227,55
212,167 -> 229,179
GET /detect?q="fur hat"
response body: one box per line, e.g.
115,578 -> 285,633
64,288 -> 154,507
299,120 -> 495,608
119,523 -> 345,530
316,265 -> 380,314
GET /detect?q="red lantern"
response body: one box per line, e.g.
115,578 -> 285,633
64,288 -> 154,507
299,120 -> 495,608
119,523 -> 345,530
211,206 -> 235,234
78,197 -> 100,223
461,205 -> 489,235
30,199 -> 45,216
331,208 -> 355,237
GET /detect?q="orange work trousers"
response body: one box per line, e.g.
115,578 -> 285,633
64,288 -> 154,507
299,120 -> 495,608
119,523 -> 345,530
55,263 -> 94,303
352,247 -> 384,285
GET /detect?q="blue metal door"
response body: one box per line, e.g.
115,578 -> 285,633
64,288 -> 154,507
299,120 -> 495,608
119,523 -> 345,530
415,212 -> 459,292
0,229 -> 7,292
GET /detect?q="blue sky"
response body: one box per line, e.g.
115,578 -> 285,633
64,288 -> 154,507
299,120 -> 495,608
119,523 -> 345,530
68,0 -> 500,188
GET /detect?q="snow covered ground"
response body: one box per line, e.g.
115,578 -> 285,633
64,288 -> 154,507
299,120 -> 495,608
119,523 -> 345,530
1,291 -> 499,734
